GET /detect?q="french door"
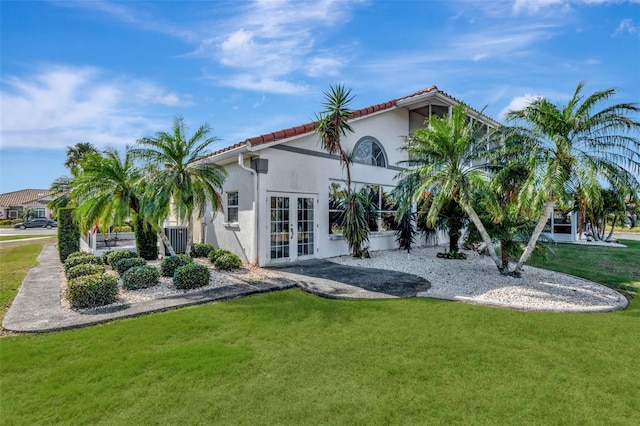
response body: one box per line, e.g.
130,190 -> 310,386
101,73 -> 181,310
269,193 -> 316,262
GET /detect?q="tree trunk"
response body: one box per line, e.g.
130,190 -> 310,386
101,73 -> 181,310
514,200 -> 555,275
605,215 -> 617,241
463,204 -> 503,272
500,239 -> 511,270
159,231 -> 176,256
448,217 -> 461,253
186,216 -> 194,255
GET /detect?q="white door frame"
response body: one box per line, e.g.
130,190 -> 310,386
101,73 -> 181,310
266,192 -> 317,264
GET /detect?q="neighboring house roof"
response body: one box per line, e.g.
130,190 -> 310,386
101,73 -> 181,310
0,189 -> 55,207
204,85 -> 495,161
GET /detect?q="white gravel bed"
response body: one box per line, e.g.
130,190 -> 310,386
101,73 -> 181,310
330,246 -> 628,312
60,259 -> 283,313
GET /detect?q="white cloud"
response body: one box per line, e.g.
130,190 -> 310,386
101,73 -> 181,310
220,74 -> 310,94
0,65 -> 192,149
512,0 -> 640,15
499,94 -> 544,119
56,1 -> 358,94
201,0 -> 355,91
612,18 -> 640,37
513,0 -> 567,15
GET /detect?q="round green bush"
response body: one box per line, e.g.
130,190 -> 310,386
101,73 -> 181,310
190,243 -> 215,258
214,253 -> 242,271
160,254 -> 193,277
64,254 -> 103,272
100,250 -> 114,265
66,251 -> 90,261
106,250 -> 137,268
114,257 -> 147,275
66,273 -> 118,309
173,263 -> 210,289
66,263 -> 106,280
207,248 -> 232,263
122,265 -> 160,290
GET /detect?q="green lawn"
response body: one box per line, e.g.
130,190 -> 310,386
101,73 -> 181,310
1,241 -> 638,424
528,239 -> 640,297
0,234 -> 55,242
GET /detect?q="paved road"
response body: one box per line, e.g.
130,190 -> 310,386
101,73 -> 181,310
0,228 -> 57,237
614,233 -> 640,241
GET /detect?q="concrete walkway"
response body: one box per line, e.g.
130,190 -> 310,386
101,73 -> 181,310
2,245 -> 297,333
3,245 -> 430,333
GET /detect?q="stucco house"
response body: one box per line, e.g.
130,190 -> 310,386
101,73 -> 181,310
0,189 -> 55,220
192,86 -> 501,266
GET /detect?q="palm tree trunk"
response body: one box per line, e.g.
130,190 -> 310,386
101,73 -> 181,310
514,200 -> 555,275
463,204 -> 503,272
158,232 -> 176,256
186,217 -> 194,255
605,215 -> 617,241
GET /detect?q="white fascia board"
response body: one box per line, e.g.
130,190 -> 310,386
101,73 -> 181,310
197,144 -> 249,166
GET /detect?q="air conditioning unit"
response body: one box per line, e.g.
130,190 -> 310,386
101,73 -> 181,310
164,226 -> 188,255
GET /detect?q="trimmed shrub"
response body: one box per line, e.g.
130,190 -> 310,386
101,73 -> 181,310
0,219 -> 22,225
66,251 -> 90,261
161,254 -> 193,277
112,225 -> 132,232
134,217 -> 158,260
58,208 -> 80,263
64,254 -> 103,272
173,263 -> 210,289
214,253 -> 242,271
114,257 -> 147,275
66,273 -> 118,309
66,263 -> 105,280
190,243 -> 215,258
106,250 -> 137,268
122,265 -> 160,290
101,250 -> 114,265
208,248 -> 233,263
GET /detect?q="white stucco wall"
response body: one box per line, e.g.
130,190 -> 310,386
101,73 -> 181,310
204,103 -> 458,266
204,162 -> 256,263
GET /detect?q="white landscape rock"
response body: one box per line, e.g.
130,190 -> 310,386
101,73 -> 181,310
330,246 -> 629,312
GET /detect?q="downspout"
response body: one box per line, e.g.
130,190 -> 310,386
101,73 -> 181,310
238,153 -> 259,265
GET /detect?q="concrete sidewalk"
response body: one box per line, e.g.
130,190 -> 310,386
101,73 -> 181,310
3,245 -> 429,333
2,245 -> 297,333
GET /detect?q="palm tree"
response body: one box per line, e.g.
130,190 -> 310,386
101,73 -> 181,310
70,147 -> 158,259
315,84 -> 354,187
315,85 -> 374,257
399,103 -> 505,272
64,142 -> 98,174
506,82 -> 640,274
132,117 -> 227,255
47,176 -> 73,218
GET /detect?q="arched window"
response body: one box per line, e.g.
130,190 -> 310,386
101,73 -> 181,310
352,137 -> 387,167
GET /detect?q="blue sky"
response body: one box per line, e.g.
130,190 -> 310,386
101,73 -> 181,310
1,0 -> 639,193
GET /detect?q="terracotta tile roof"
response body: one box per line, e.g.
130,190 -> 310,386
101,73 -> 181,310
0,189 -> 55,207
205,85 -> 450,159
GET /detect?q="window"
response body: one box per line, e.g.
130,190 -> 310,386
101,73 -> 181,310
227,192 -> 238,223
8,210 -> 18,219
353,137 -> 387,167
328,181 -> 398,234
33,208 -> 46,218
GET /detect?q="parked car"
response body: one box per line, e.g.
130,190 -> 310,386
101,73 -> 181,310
13,219 -> 57,229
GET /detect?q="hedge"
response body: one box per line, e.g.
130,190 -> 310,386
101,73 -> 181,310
58,208 -> 80,263
134,216 -> 158,260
